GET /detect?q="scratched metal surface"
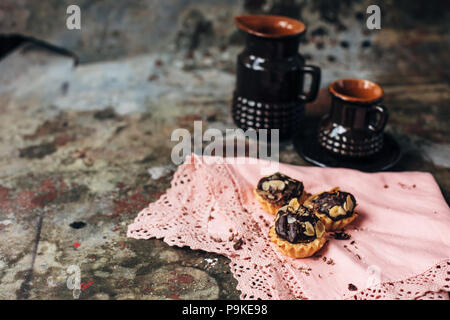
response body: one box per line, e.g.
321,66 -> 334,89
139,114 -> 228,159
0,0 -> 449,299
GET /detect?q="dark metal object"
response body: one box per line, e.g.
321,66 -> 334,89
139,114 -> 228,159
0,34 -> 79,65
232,15 -> 321,141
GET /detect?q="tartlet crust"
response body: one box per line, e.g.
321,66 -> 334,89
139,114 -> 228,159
254,189 -> 308,215
314,212 -> 358,231
304,188 -> 358,231
269,226 -> 326,258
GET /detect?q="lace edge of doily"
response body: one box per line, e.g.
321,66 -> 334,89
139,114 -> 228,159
345,258 -> 450,300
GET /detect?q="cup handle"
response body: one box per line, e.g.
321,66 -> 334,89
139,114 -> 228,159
368,104 -> 389,132
299,65 -> 321,103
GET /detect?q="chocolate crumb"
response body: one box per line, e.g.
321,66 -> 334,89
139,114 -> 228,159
350,241 -> 355,245
233,238 -> 243,250
326,258 -> 335,265
322,256 -> 327,262
210,236 -> 222,243
384,184 -> 389,188
348,283 -> 358,291
331,231 -> 351,240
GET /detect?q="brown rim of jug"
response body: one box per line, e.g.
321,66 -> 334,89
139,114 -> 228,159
329,78 -> 384,104
233,14 -> 306,38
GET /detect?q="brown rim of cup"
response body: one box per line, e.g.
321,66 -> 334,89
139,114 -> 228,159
329,78 -> 384,103
233,14 -> 306,38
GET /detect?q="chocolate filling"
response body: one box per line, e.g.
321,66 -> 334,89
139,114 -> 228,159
311,190 -> 356,221
275,205 -> 322,244
256,172 -> 304,205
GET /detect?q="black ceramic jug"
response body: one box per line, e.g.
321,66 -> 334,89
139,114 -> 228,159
232,15 -> 321,141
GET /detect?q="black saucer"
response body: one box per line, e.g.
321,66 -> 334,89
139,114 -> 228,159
294,129 -> 402,172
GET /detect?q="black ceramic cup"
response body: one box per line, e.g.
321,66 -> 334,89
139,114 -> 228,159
318,78 -> 389,157
232,15 -> 321,141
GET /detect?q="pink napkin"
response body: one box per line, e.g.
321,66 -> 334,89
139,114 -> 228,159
128,155 -> 450,300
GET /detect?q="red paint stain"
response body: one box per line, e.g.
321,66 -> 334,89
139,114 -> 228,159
81,278 -> 94,291
140,287 -> 152,295
14,190 -> 36,212
118,241 -> 128,250
53,134 -> 75,146
0,186 -> 36,213
153,192 -> 164,200
113,188 -> 150,216
162,271 -> 196,299
32,191 -> 58,208
175,274 -> 194,284
0,185 -> 11,203
0,178 -> 73,216
168,284 -> 178,291
167,293 -> 180,299
23,119 -> 70,139
73,242 -> 81,248
31,178 -> 67,208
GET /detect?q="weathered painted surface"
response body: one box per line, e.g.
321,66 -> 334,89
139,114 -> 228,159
0,0 -> 448,299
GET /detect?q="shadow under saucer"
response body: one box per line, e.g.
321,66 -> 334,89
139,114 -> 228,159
294,127 -> 402,172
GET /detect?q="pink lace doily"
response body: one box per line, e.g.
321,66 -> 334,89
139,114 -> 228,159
127,155 -> 450,300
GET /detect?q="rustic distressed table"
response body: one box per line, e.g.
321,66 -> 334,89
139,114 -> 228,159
0,0 -> 448,299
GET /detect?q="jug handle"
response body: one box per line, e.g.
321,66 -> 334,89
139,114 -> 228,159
299,65 -> 321,103
368,104 -> 389,132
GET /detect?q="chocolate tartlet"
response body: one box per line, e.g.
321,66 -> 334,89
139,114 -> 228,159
269,198 -> 326,258
254,172 -> 308,215
304,188 -> 358,231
